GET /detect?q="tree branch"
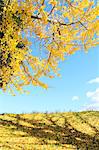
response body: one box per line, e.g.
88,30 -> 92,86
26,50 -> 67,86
21,61 -> 31,78
41,0 -> 45,5
79,21 -> 88,30
31,15 -> 79,26
48,6 -> 55,16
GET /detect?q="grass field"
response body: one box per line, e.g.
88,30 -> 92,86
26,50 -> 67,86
0,111 -> 99,150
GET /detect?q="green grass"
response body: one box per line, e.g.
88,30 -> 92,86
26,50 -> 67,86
0,111 -> 99,150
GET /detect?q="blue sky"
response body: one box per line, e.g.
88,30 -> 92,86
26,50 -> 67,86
0,45 -> 99,113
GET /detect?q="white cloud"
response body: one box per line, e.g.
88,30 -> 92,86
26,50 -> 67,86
72,96 -> 80,101
81,103 -> 99,111
88,77 -> 99,84
86,88 -> 99,102
82,78 -> 99,111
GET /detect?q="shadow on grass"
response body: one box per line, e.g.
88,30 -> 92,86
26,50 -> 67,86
0,113 -> 99,150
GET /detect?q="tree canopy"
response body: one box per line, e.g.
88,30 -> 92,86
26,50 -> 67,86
0,0 -> 98,94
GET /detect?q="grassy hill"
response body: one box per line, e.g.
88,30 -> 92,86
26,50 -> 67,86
0,111 -> 99,150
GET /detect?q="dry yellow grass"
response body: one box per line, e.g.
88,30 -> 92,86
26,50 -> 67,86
0,111 -> 99,150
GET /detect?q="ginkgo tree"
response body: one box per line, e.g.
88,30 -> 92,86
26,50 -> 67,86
0,0 -> 98,95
